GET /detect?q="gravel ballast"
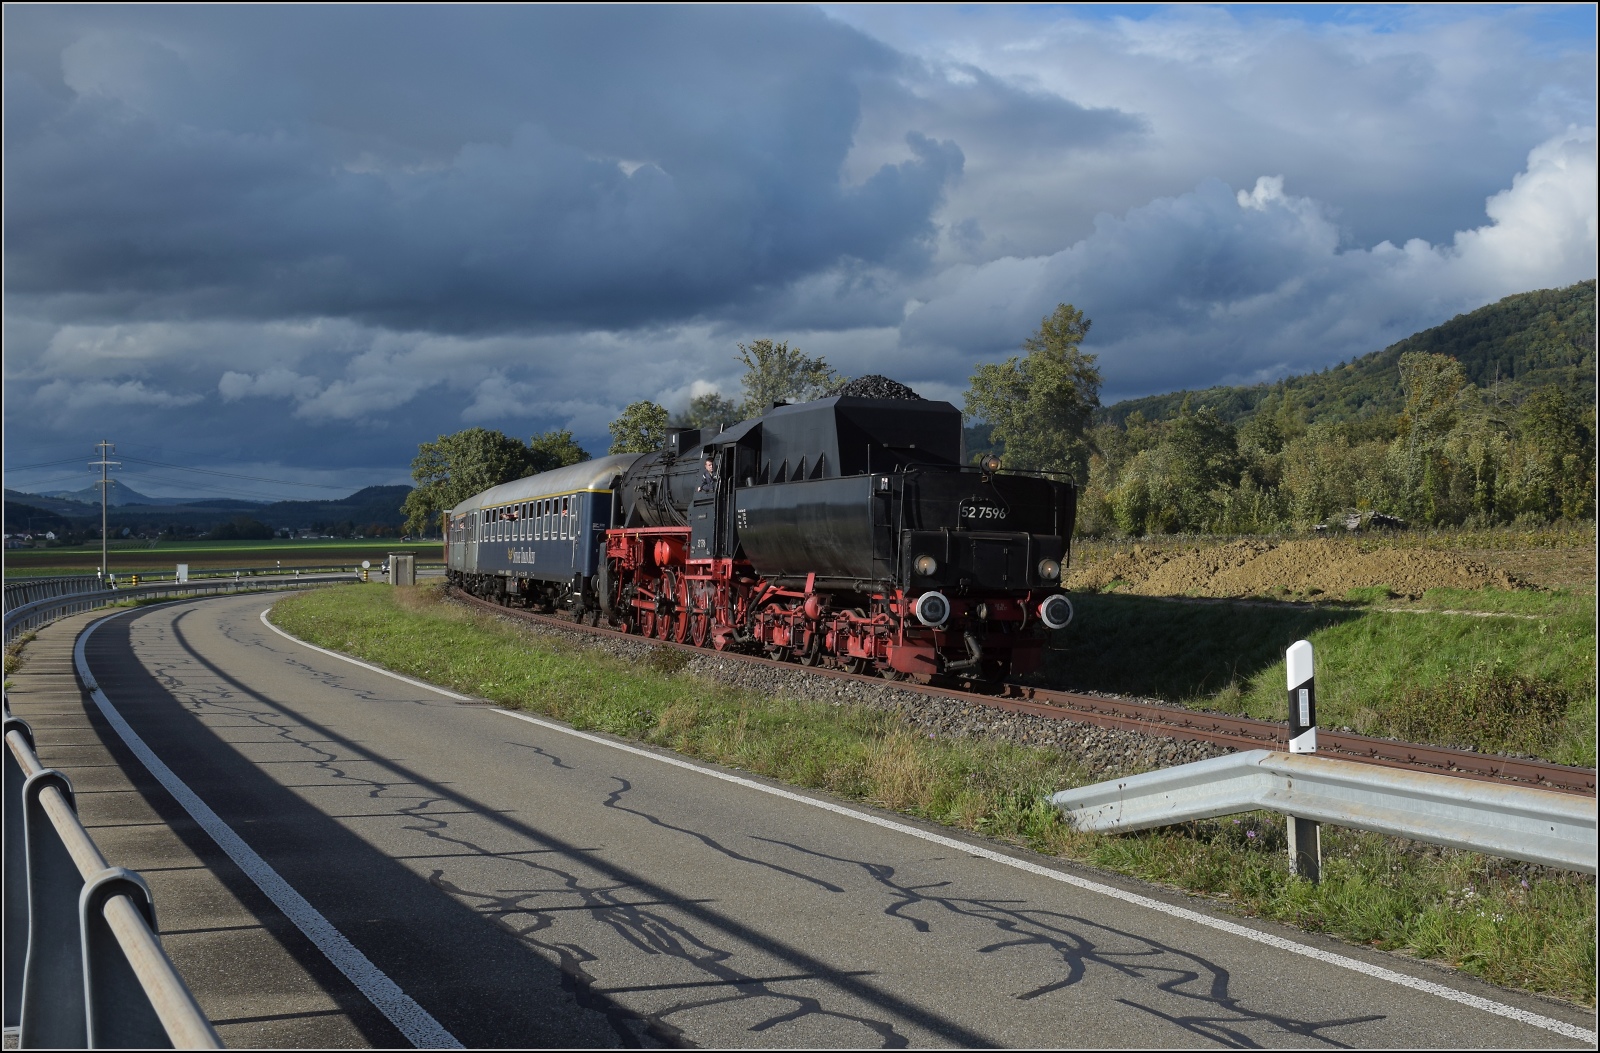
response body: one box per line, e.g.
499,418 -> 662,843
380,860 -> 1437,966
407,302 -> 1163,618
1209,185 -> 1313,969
454,593 -> 1232,781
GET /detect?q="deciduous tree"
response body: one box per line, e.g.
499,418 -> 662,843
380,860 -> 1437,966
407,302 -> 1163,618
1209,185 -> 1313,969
402,428 -> 535,536
964,303 -> 1101,482
675,392 -> 742,431
736,339 -> 840,417
608,401 -> 670,454
527,428 -> 591,473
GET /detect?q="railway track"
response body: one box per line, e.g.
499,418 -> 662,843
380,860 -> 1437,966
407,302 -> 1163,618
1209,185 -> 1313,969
448,587 -> 1596,798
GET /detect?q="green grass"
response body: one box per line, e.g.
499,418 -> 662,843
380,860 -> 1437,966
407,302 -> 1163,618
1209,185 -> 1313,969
265,584 -> 1597,1005
1038,592 -> 1596,766
1402,586 -> 1592,616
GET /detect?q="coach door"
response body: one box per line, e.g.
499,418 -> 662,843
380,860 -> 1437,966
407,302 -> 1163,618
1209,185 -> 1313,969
449,513 -> 465,569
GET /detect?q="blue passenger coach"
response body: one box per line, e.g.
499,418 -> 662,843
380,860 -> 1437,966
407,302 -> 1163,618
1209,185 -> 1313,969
445,453 -> 640,611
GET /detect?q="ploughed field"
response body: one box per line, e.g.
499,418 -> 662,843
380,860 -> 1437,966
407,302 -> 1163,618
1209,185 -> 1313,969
3,539 -> 443,577
1066,530 -> 1595,600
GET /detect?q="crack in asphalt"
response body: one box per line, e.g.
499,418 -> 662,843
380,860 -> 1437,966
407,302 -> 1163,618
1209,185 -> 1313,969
755,837 -> 1385,1049
120,606 -> 927,1047
100,599 -> 1437,1049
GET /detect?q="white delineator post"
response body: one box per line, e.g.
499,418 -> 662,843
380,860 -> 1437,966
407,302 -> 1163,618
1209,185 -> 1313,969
1285,640 -> 1321,883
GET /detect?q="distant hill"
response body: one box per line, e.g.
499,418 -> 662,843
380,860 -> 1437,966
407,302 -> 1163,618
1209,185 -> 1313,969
4,484 -> 412,534
255,486 -> 412,528
4,489 -> 98,517
41,481 -> 209,507
2,499 -> 76,535
1100,279 -> 1595,428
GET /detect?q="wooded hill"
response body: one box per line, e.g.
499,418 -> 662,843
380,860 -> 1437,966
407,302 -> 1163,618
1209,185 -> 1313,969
1102,280 -> 1595,431
1074,280 -> 1595,535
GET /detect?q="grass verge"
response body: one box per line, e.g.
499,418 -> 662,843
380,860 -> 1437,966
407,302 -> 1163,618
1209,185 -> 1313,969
1038,592 -> 1596,766
268,582 -> 1596,1006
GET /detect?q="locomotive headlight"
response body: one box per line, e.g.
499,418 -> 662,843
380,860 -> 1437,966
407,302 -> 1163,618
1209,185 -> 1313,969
913,591 -> 951,627
1039,594 -> 1074,630
981,454 -> 1002,473
1037,558 -> 1061,581
913,554 -> 938,577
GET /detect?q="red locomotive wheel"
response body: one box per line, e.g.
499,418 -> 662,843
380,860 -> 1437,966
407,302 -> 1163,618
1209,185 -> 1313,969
690,613 -> 711,648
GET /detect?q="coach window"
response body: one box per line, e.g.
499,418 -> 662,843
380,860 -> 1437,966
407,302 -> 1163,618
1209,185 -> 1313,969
544,500 -> 552,539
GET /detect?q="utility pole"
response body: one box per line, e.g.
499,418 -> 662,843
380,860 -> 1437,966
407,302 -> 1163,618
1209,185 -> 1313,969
91,440 -> 119,585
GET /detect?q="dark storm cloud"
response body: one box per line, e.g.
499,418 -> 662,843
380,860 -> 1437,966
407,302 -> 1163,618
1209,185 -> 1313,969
2,6 -> 1592,499
3,6 -> 983,333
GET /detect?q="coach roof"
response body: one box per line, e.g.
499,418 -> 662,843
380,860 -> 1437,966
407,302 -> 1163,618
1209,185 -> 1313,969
447,453 -> 642,515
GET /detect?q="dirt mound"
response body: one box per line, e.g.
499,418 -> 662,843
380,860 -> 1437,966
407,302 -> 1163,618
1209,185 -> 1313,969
1067,539 -> 1525,599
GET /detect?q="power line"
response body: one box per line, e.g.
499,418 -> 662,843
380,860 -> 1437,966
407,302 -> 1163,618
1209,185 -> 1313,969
113,473 -> 320,503
4,472 -> 100,492
4,455 -> 97,471
119,456 -> 352,491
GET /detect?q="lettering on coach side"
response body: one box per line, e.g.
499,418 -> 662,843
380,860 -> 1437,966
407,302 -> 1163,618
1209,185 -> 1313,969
510,548 -> 537,564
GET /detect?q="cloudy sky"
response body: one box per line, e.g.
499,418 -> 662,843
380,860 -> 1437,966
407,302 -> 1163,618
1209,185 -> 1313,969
4,4 -> 1595,500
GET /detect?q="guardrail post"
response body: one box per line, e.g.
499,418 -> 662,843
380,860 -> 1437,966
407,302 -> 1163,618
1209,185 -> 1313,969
21,769 -> 89,1048
82,868 -> 172,1049
4,716 -> 35,1029
1285,640 -> 1321,884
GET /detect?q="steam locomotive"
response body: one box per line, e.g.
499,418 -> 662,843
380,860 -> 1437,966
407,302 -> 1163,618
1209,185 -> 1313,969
444,388 -> 1076,682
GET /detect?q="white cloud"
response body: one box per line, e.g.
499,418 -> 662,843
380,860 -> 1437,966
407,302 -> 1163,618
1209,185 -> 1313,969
218,368 -> 321,401
33,378 -> 203,412
899,126 -> 1598,401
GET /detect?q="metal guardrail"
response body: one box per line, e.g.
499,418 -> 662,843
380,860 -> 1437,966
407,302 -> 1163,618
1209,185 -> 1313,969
4,702 -> 221,1048
1050,749 -> 1598,874
4,573 -> 359,643
3,575 -> 107,614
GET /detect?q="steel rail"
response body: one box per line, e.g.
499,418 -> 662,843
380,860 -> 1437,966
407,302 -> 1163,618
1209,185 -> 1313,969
448,587 -> 1596,798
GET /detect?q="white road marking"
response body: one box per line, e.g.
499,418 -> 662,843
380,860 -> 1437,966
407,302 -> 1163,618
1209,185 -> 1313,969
258,605 -> 1597,1044
77,609 -> 463,1050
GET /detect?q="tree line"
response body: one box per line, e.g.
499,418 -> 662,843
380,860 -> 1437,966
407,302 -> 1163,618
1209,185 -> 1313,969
402,340 -> 841,534
403,296 -> 1595,537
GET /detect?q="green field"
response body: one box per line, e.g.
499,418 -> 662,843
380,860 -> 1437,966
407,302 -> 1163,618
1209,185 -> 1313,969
2,538 -> 443,578
1034,589 -> 1596,766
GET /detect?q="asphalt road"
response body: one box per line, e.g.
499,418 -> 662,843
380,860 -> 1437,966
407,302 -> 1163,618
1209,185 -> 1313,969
28,592 -> 1596,1048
